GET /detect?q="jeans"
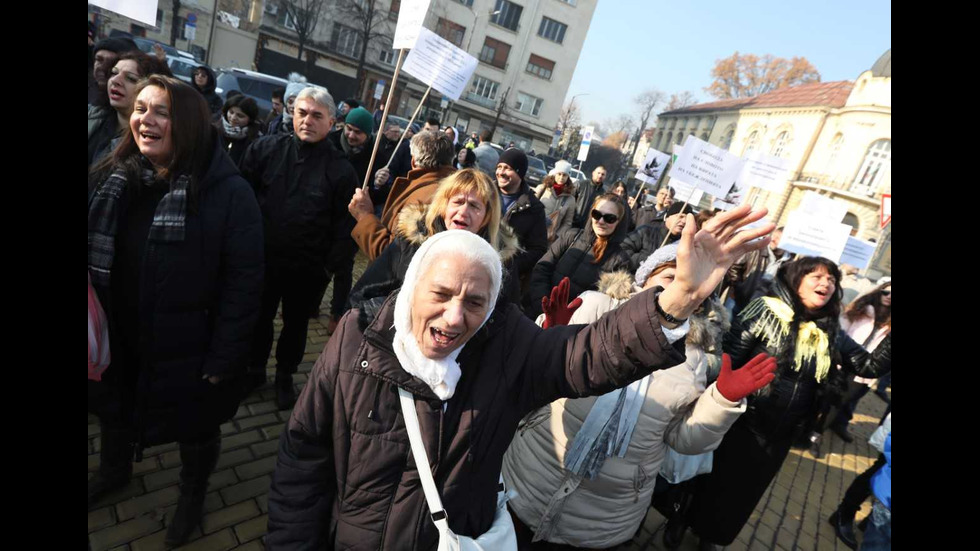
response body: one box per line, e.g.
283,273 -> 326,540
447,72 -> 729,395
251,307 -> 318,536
859,499 -> 891,550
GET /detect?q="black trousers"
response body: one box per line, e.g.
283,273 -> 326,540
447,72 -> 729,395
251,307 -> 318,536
829,379 -> 871,431
314,236 -> 358,319
838,453 -> 887,519
250,263 -> 327,375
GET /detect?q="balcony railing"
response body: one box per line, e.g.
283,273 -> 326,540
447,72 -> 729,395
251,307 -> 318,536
464,93 -> 497,109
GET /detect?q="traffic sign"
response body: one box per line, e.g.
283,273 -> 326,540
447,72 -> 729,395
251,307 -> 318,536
880,194 -> 891,228
187,13 -> 197,24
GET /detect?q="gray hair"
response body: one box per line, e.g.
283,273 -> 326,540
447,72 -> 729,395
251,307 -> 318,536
295,86 -> 335,118
410,130 -> 455,169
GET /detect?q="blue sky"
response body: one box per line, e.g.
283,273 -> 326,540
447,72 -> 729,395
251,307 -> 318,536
566,0 -> 891,128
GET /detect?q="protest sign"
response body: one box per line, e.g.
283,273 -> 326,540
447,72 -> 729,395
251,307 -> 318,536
880,194 -> 891,228
393,0 -> 432,49
90,0 -> 157,27
798,190 -> 848,222
577,125 -> 595,162
839,237 -> 876,270
713,180 -> 748,211
402,28 -> 478,101
671,135 -> 744,198
739,151 -> 793,194
664,178 -> 704,207
778,210 -> 852,261
635,148 -> 671,184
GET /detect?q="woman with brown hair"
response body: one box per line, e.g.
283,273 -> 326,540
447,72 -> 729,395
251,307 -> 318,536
87,75 -> 264,546
526,193 -> 631,318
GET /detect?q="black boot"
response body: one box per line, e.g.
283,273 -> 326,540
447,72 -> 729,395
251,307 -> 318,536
165,435 -> 221,546
831,424 -> 854,443
662,515 -> 688,549
808,432 -> 823,459
828,509 -> 858,549
276,371 -> 296,411
88,424 -> 134,507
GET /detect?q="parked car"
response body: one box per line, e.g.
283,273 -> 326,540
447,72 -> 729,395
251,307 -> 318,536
526,155 -> 548,188
166,55 -> 203,85
536,153 -> 559,172
569,167 -> 587,186
214,68 -> 290,121
116,34 -> 196,61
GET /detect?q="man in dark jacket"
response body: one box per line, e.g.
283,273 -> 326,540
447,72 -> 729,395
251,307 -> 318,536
572,165 -> 609,228
192,65 -> 223,115
88,36 -> 138,105
239,86 -> 359,410
633,186 -> 675,229
497,148 -> 549,287
621,201 -> 695,272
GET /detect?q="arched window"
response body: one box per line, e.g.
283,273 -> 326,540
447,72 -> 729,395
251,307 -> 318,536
771,131 -> 791,157
701,132 -> 710,142
721,127 -> 735,150
744,130 -> 760,154
665,132 -> 673,148
675,132 -> 684,145
851,139 -> 891,196
843,212 -> 860,236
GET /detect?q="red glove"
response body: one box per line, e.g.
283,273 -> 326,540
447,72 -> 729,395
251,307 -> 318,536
541,277 -> 583,329
715,352 -> 777,402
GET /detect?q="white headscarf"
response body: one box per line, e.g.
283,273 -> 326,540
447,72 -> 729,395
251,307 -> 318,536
448,126 -> 459,146
392,230 -> 503,400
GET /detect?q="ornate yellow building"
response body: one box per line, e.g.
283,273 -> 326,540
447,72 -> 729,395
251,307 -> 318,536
649,50 -> 891,277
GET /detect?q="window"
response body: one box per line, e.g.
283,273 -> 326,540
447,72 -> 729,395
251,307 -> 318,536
331,23 -> 363,58
514,92 -> 543,116
842,212 -> 860,236
435,18 -> 466,48
721,127 -> 735,150
479,37 -> 511,69
664,132 -> 672,148
378,38 -> 395,65
277,6 -> 299,31
156,9 -> 164,29
491,0 -> 523,32
850,139 -> 891,196
744,130 -> 760,154
453,0 -> 475,6
526,54 -> 555,80
538,17 -> 567,43
455,115 -> 469,133
471,76 -> 500,100
771,131 -> 791,157
701,132 -> 709,141
675,132 -> 684,145
130,24 -> 147,37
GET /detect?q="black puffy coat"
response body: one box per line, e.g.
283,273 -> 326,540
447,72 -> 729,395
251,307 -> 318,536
526,224 -> 630,318
347,203 -> 523,328
632,205 -> 663,230
621,221 -> 679,272
88,137 -> 265,453
216,122 -> 263,168
327,128 -> 395,206
194,65 -> 223,115
503,182 -> 549,279
239,133 -> 359,271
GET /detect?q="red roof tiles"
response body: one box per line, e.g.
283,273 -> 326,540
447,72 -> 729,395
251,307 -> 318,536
662,81 -> 855,116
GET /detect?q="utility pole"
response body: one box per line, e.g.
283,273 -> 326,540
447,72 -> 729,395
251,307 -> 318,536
488,87 -> 510,139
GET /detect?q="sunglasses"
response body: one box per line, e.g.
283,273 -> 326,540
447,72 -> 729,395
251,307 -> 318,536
591,210 -> 619,224
880,289 -> 891,296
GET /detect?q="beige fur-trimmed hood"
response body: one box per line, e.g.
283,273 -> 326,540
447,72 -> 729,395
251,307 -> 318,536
394,202 -> 522,262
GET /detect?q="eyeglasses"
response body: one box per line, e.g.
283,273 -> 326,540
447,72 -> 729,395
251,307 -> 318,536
591,210 -> 619,224
880,289 -> 891,296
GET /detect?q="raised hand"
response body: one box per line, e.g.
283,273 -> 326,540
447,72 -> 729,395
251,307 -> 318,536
715,353 -> 777,402
348,187 -> 375,221
541,277 -> 584,329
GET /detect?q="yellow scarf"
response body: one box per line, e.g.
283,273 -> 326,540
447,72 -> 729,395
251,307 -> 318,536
739,296 -> 832,383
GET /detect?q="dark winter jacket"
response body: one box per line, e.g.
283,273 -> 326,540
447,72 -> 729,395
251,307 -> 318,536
572,179 -> 604,228
266,286 -> 686,550
194,65 -> 223,115
216,122 -> 263,168
621,221 -> 679,273
503,182 -> 549,279
347,203 -> 523,329
724,280 -> 892,440
88,105 -> 120,169
327,128 -> 393,206
632,204 -> 664,230
266,113 -> 291,136
88,137 -> 264,452
239,133 -> 359,271
526,224 -> 630,318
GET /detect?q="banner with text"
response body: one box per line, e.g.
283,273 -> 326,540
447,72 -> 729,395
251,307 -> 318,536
671,135 -> 744,198
402,28 -> 478,101
779,210 -> 852,261
839,237 -> 877,270
636,148 -> 671,184
393,0 -> 432,49
739,151 -> 793,193
90,0 -> 158,27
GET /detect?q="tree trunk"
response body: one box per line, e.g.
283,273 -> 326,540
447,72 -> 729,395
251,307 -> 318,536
170,0 -> 182,47
297,37 -> 305,60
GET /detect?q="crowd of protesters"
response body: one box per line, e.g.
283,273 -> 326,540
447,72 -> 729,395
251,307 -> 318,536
88,37 -> 892,550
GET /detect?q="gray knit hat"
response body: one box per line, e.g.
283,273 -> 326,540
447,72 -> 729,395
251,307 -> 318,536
634,243 -> 679,287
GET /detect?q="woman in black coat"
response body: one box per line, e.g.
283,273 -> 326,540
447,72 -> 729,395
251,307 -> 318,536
192,65 -> 223,115
87,75 -> 264,547
215,94 -> 263,167
677,256 -> 892,549
526,193 -> 631,318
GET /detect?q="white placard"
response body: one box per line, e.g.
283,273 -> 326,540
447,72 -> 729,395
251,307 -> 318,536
670,135 -> 745,198
374,80 -> 385,100
393,0 -> 432,49
664,178 -> 704,207
839,237 -> 876,270
740,151 -> 793,193
798,190 -> 849,223
712,180 -> 748,211
90,0 -> 158,28
636,148 -> 670,184
401,28 -> 478,101
577,125 -> 595,162
779,210 -> 852,261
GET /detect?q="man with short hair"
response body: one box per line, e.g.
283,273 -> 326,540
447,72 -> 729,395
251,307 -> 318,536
240,86 -> 359,410
349,131 -> 456,261
472,129 -> 500,178
496,148 -> 548,288
88,36 -> 138,105
266,86 -> 285,126
633,185 -> 675,228
621,201 -> 695,272
422,117 -> 441,133
572,165 -> 608,228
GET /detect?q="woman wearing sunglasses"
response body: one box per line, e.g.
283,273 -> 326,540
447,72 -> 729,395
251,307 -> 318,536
526,193 -> 630,318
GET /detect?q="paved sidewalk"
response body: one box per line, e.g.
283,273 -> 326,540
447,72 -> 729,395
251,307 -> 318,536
88,252 -> 889,550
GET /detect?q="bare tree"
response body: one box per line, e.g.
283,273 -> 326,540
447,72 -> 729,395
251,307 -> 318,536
664,91 -> 698,112
335,0 -> 395,99
557,100 -> 581,134
705,52 -> 821,99
281,0 -> 327,61
626,88 -> 666,162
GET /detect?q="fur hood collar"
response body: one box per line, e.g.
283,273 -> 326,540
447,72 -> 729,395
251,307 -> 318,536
394,202 -> 521,262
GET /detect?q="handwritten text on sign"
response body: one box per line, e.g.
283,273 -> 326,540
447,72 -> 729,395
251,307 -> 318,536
402,28 -> 478,101
393,0 -> 432,49
739,151 -> 793,194
670,135 -> 744,197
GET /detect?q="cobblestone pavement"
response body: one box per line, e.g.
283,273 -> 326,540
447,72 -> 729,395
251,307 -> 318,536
88,252 -> 889,550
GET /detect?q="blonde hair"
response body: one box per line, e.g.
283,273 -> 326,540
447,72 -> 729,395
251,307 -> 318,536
425,168 -> 502,251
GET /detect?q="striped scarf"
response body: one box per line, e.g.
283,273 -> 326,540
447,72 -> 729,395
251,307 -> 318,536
88,161 -> 189,287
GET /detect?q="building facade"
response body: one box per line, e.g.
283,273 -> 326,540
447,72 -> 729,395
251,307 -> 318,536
648,50 -> 891,277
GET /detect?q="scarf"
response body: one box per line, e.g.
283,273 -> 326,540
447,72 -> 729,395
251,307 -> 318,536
88,159 -> 189,287
739,296 -> 832,382
592,235 -> 609,264
221,117 -> 248,140
552,182 -> 566,196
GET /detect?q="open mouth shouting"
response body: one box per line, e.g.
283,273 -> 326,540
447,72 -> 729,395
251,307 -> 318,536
448,217 -> 470,230
429,326 -> 460,351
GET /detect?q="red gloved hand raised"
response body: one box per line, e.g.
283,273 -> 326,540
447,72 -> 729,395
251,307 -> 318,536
715,352 -> 777,402
541,277 -> 583,329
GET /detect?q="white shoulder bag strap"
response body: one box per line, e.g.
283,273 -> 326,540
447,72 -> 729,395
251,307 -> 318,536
398,388 -> 460,550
